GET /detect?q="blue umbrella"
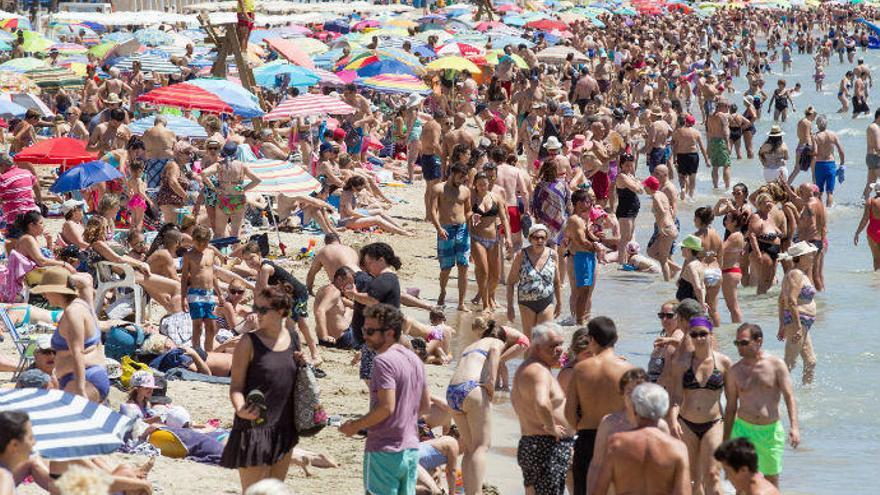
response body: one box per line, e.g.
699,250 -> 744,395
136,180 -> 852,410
129,115 -> 208,139
0,388 -> 133,460
313,48 -> 345,70
355,59 -> 418,77
504,15 -> 527,27
50,160 -> 123,194
103,31 -> 134,43
0,99 -> 27,118
253,60 -> 320,88
133,28 -> 174,47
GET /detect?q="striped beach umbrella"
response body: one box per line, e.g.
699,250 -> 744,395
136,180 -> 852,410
312,68 -> 346,86
137,78 -> 263,118
359,74 -> 431,95
129,115 -> 208,139
0,388 -> 133,460
0,57 -> 48,73
48,42 -> 88,55
25,67 -> 83,91
112,54 -> 181,75
248,159 -> 321,196
264,93 -> 356,121
133,28 -> 175,47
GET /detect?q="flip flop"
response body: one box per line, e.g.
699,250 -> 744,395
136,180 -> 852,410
313,367 -> 327,379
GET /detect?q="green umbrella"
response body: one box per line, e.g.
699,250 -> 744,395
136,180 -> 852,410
21,31 -> 53,53
88,42 -> 116,58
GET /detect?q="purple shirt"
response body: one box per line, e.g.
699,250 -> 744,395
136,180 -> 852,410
365,344 -> 425,453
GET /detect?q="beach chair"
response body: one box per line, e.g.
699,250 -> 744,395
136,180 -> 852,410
0,306 -> 36,380
94,262 -> 147,325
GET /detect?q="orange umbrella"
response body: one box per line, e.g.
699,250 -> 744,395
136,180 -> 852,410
265,38 -> 316,70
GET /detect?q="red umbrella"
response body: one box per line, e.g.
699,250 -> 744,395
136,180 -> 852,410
13,137 -> 97,168
264,94 -> 355,121
525,19 -> 569,31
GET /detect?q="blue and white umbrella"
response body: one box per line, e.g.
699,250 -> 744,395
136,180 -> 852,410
0,388 -> 133,460
113,54 -> 181,75
129,114 -> 208,139
253,61 -> 320,89
133,28 -> 175,47
0,99 -> 26,118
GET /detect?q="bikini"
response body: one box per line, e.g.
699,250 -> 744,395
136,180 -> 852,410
446,349 -> 489,412
54,300 -> 111,401
517,249 -> 556,315
679,354 -> 724,440
471,197 -> 500,250
783,276 -> 817,330
757,232 -> 782,261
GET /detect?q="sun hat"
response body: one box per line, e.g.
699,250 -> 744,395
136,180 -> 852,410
778,241 -> 819,261
405,94 -> 424,108
29,268 -> 76,295
680,234 -> 704,252
60,198 -> 85,215
129,370 -> 160,389
528,223 -> 549,237
567,134 -> 590,153
642,175 -> 660,191
544,136 -> 563,150
768,125 -> 785,137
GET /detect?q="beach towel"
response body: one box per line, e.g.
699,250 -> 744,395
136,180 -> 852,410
0,250 -> 36,303
531,179 -> 570,245
164,367 -> 231,384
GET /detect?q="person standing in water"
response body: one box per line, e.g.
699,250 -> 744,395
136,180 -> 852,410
714,438 -> 781,495
854,179 -> 880,270
777,242 -> 819,385
864,108 -> 880,200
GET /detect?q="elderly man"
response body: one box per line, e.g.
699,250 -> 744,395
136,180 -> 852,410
511,323 -> 574,495
593,383 -> 691,495
313,266 -> 355,347
87,108 -> 130,156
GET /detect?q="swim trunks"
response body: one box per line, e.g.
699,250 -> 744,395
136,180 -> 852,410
418,154 -> 442,181
187,288 -> 217,320
676,152 -> 700,176
507,205 -> 522,234
647,147 -> 667,173
437,223 -> 470,270
814,161 -> 837,193
708,137 -> 731,168
730,418 -> 785,476
517,435 -> 574,495
867,153 -> 880,170
572,251 -> 596,288
364,448 -> 418,495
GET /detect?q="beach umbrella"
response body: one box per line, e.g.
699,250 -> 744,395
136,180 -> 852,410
264,93 -> 356,121
418,14 -> 448,24
296,37 -> 330,56
426,56 -> 481,74
0,73 -> 36,92
497,3 -> 524,12
0,388 -> 133,460
247,159 -> 321,196
137,79 -> 263,118
359,73 -> 432,95
20,31 -> 53,53
437,43 -> 484,57
1,93 -> 52,117
525,19 -> 569,31
48,43 -> 87,55
352,19 -> 381,31
474,20 -> 506,31
24,67 -> 83,91
536,45 -> 589,63
312,68 -> 346,86
103,32 -> 135,43
112,54 -> 181,74
13,137 -> 96,166
485,50 -> 529,68
0,57 -> 48,73
266,38 -> 316,70
129,114 -> 208,138
134,28 -> 174,47
313,48 -> 346,70
503,15 -> 528,27
253,61 -> 320,88
354,59 -> 420,77
0,17 -> 29,31
386,18 -> 418,29
50,159 -> 124,194
0,98 -> 26,117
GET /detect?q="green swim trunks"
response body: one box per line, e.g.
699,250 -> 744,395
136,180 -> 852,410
709,137 -> 731,168
730,417 -> 785,476
364,449 -> 418,495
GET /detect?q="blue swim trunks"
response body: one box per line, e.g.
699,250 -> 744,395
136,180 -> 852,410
573,251 -> 597,288
187,288 -> 216,320
418,154 -> 442,181
364,449 -> 419,495
437,223 -> 470,270
814,160 -> 837,193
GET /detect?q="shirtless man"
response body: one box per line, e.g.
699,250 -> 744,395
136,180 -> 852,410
724,323 -> 800,488
313,266 -> 355,346
594,53 -> 612,94
87,108 -> 130,156
81,65 -> 102,121
645,173 -> 680,281
593,383 -> 691,495
495,148 -> 530,256
142,115 -> 177,192
565,189 -> 598,325
698,73 -> 719,123
671,114 -> 708,200
791,183 -> 827,291
788,107 -> 816,186
420,110 -> 444,215
864,108 -> 880,200
807,115 -> 845,207
706,99 -> 731,190
852,71 -> 870,119
565,317 -> 634,495
854,58 -> 872,89
127,60 -> 145,113
714,438 -> 781,495
511,323 -> 574,495
573,68 -> 600,113
428,164 -> 471,311
305,233 -> 360,295
642,109 -> 673,174
442,113 -> 476,169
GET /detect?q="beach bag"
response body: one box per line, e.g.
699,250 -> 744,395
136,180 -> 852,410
293,364 -> 328,437
120,355 -> 152,388
103,324 -> 145,361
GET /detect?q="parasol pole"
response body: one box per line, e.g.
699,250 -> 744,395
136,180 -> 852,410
263,194 -> 285,257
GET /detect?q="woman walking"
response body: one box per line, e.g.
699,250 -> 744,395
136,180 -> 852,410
693,207 -> 723,327
677,235 -> 707,310
854,180 -> 880,270
758,125 -> 790,184
614,153 -> 642,265
778,242 -> 819,385
721,212 -> 749,323
748,193 -> 783,295
506,224 -> 562,338
470,171 -> 511,311
221,286 -> 302,492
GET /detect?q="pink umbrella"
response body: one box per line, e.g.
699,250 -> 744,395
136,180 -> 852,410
266,38 -> 316,70
335,70 -> 358,84
264,93 -> 356,121
437,42 -> 484,57
525,19 -> 569,31
352,19 -> 381,31
496,4 -> 523,12
287,24 -> 313,35
474,21 -> 504,32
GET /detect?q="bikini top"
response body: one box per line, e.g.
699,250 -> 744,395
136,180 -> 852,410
462,349 -> 489,359
683,354 -> 725,391
51,299 -> 102,351
796,273 -> 816,304
472,197 -> 499,218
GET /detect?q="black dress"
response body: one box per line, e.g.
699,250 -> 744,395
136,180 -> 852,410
220,332 -> 299,468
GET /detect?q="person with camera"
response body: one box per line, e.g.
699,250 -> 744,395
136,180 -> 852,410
221,286 -> 304,492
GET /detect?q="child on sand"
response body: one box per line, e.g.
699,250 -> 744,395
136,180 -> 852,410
125,160 -> 152,232
181,225 -> 222,352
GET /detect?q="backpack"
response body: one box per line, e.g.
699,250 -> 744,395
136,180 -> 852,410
103,324 -> 145,361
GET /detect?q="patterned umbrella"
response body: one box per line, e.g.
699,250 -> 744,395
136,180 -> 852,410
264,94 -> 356,121
312,68 -> 346,86
0,57 -> 48,73
129,115 -> 208,138
0,388 -> 133,460
359,74 -> 431,95
137,79 -> 263,118
112,54 -> 181,74
248,159 -> 321,196
436,43 -> 484,57
0,73 -> 38,93
25,67 -> 83,91
49,43 -> 88,55
133,28 -> 175,47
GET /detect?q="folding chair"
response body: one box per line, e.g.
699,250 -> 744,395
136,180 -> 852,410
0,307 -> 36,380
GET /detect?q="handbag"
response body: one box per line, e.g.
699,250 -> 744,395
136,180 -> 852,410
293,364 -> 328,437
120,355 -> 152,388
103,324 -> 145,361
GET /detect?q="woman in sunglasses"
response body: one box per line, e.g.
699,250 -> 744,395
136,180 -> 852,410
666,316 -> 733,495
221,286 -> 303,492
506,224 -> 562,339
647,300 -> 685,384
218,279 -> 254,335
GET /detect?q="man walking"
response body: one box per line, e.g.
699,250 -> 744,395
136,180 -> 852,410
428,164 -> 471,310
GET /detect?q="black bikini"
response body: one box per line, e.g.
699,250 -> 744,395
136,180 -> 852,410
676,277 -> 696,302
679,353 -> 725,440
757,232 -> 782,261
472,198 -> 500,217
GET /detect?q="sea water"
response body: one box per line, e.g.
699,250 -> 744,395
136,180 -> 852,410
444,43 -> 880,495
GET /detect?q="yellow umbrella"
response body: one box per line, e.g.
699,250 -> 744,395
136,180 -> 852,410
21,31 -> 53,53
485,51 -> 528,69
426,56 -> 481,74
88,42 -> 116,58
297,37 -> 329,56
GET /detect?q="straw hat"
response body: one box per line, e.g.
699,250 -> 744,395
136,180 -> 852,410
768,125 -> 785,137
779,241 -> 818,261
680,235 -> 704,252
29,268 -> 76,295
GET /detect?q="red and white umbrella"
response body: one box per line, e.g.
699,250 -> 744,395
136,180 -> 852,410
436,42 -> 484,57
264,93 -> 356,121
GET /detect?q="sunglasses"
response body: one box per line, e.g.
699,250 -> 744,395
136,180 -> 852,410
657,312 -> 676,319
206,146 -> 220,151
37,349 -> 56,355
363,326 -> 385,336
229,289 -> 245,295
690,331 -> 710,338
253,305 -> 271,315
733,339 -> 751,346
